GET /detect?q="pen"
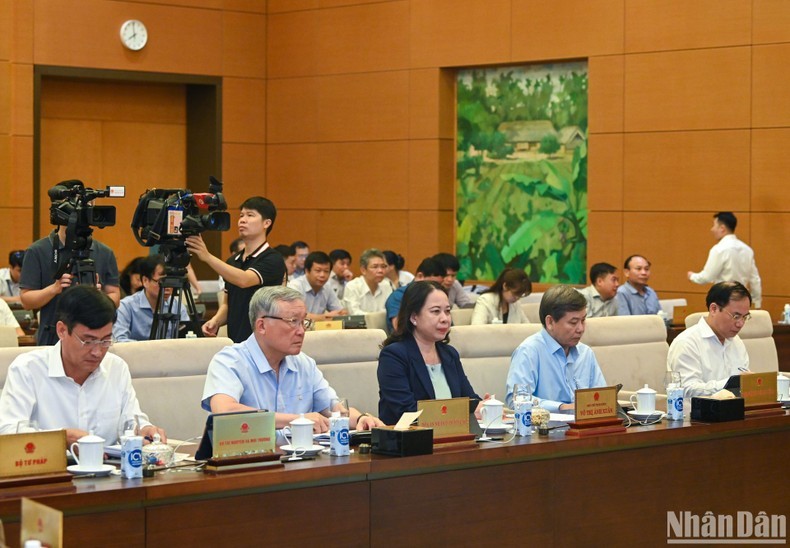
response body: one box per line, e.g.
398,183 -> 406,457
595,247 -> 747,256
737,367 -> 749,373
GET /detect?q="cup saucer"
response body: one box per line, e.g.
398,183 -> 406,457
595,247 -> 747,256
627,410 -> 665,422
67,464 -> 115,476
281,444 -> 324,457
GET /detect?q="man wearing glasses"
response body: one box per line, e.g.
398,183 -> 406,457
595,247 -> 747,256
202,286 -> 384,433
0,286 -> 166,445
668,282 -> 752,400
113,255 -> 189,342
341,248 -> 392,315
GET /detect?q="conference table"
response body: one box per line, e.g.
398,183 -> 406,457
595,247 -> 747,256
0,413 -> 788,547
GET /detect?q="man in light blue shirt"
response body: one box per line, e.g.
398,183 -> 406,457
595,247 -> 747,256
113,256 -> 189,342
506,285 -> 606,412
287,251 -> 346,321
616,255 -> 661,315
202,286 -> 383,433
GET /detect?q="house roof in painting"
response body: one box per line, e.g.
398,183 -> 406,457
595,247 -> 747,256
558,125 -> 585,144
498,120 -> 558,143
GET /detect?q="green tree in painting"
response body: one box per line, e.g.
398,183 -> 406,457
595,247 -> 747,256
456,64 -> 588,284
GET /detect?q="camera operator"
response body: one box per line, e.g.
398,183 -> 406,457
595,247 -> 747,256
20,226 -> 120,346
185,196 -> 285,343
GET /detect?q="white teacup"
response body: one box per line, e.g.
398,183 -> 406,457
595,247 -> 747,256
288,414 -> 314,450
70,433 -> 106,471
480,397 -> 504,428
777,373 -> 789,401
629,384 -> 657,414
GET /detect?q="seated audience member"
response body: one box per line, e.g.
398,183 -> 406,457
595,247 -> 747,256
275,244 -> 297,279
341,248 -> 392,314
327,249 -> 353,300
668,282 -> 751,400
290,241 -> 309,279
113,255 -> 189,342
287,251 -> 347,320
616,255 -> 661,315
385,258 -> 446,332
383,250 -> 414,289
0,299 -> 24,336
119,256 -> 145,298
0,286 -> 165,445
432,253 -> 475,309
377,281 -> 483,425
577,262 -> 619,317
471,267 -> 532,325
202,286 -> 384,433
0,250 -> 24,304
506,285 -> 606,411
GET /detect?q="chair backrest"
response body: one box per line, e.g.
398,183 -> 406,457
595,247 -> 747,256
364,311 -> 386,331
0,346 -> 42,388
0,326 -> 18,348
519,302 -> 541,323
450,308 -> 473,326
685,310 -> 777,373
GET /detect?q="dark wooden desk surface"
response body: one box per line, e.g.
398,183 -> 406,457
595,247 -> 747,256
1,413 -> 787,547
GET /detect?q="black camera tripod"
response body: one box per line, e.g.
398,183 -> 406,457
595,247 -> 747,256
149,243 -> 203,340
53,226 -> 100,287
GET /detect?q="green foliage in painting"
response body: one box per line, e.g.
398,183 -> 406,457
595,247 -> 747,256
456,64 -> 588,283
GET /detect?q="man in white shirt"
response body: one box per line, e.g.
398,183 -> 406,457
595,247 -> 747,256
668,282 -> 751,400
577,262 -> 619,317
0,285 -> 166,445
287,251 -> 347,321
0,250 -> 24,304
341,248 -> 392,314
688,212 -> 762,308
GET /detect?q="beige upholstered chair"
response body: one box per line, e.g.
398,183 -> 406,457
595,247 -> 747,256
450,308 -> 473,326
0,346 -> 41,389
519,302 -> 541,323
0,326 -> 18,348
684,310 -> 778,374
364,311 -> 387,331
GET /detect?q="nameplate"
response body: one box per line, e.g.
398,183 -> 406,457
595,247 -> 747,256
213,411 -> 275,458
739,372 -> 777,406
0,431 -> 67,478
313,320 -> 343,331
417,397 -> 469,438
574,386 -> 618,423
21,498 -> 63,547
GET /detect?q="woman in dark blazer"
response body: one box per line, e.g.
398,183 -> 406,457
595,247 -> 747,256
377,281 -> 481,425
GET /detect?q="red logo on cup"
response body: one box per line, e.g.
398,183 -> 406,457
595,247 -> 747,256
594,392 -> 600,401
240,422 -> 249,433
24,442 -> 35,454
441,405 -> 448,415
757,377 -> 763,386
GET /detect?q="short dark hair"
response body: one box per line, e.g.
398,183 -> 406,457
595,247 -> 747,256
415,258 -> 446,278
589,262 -> 617,284
432,252 -> 460,273
539,285 -> 587,327
275,244 -> 296,258
383,251 -> 405,271
8,250 -> 25,268
329,249 -> 351,264
305,251 -> 331,271
706,281 -> 751,309
484,267 -> 531,301
624,255 -> 650,270
291,241 -> 309,250
229,237 -> 244,255
56,285 -> 117,332
119,256 -> 145,295
240,196 -> 277,235
383,281 -> 448,347
139,255 -> 164,282
714,212 -> 737,233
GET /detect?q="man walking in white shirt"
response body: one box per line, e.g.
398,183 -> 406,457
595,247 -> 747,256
688,212 -> 762,308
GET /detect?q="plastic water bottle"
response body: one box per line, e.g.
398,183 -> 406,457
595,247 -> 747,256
514,398 -> 533,436
666,383 -> 684,421
783,304 -> 790,325
329,412 -> 350,456
121,434 -> 143,478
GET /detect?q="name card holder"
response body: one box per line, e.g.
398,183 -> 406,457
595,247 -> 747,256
313,320 -> 344,331
739,373 -> 784,418
565,386 -> 625,438
0,431 -> 72,493
417,398 -> 476,448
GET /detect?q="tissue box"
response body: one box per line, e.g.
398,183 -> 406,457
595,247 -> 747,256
371,426 -> 433,457
691,397 -> 745,422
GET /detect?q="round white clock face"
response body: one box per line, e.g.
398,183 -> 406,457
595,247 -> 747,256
120,20 -> 148,51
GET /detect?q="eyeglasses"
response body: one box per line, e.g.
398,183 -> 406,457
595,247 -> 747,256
261,316 -> 313,330
72,332 -> 113,349
149,277 -> 163,285
721,309 -> 751,323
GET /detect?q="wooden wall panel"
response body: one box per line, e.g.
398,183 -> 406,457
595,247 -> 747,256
222,0 -> 267,13
587,133 -> 623,211
12,63 -> 32,135
266,144 -> 319,209
222,143 -> 266,203
586,212 -> 623,274
407,210 -> 454,265
317,71 -> 409,142
751,213 -> 790,301
0,62 -> 10,133
267,0 -> 319,13
751,129 -> 790,212
753,0 -> 790,44
409,0 -> 511,69
752,44 -> 790,128
12,0 -> 33,64
11,135 -> 33,206
408,68 -> 454,140
34,0 -> 223,75
0,208 -> 33,252
266,10 -> 319,79
624,0 -> 751,53
588,55 -> 624,134
128,0 -> 222,8
624,47 -> 751,132
622,130 -> 750,211
408,139 -> 454,211
318,1 -> 408,75
512,0 -> 625,61
223,77 -> 266,143
267,208 -> 319,249
318,208 -> 409,263
222,11 -> 266,79
0,3 -> 11,61
266,76 -> 319,143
